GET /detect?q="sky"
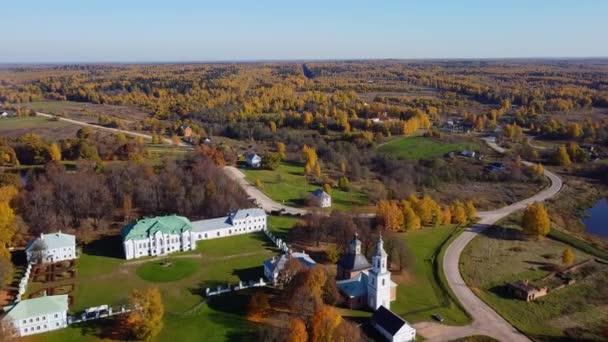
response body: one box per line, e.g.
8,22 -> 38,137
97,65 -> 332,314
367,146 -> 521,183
2,0 -> 607,63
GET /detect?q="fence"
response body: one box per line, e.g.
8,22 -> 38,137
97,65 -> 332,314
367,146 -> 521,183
68,305 -> 131,324
262,228 -> 290,253
205,278 -> 268,297
204,227 -> 292,298
14,263 -> 32,302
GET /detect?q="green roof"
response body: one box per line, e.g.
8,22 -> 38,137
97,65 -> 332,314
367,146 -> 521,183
122,215 -> 192,241
3,295 -> 68,321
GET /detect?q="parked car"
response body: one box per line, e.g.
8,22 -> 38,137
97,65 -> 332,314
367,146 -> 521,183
432,314 -> 444,322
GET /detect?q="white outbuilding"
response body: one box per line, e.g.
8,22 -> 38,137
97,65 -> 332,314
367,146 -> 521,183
371,305 -> 416,342
1,295 -> 69,337
310,189 -> 331,208
25,232 -> 76,265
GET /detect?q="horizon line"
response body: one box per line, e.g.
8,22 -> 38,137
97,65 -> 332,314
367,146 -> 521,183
2,56 -> 608,66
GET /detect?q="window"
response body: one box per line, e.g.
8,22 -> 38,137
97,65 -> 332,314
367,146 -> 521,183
54,314 -> 58,318
23,320 -> 26,324
24,328 -> 28,333
382,279 -> 385,286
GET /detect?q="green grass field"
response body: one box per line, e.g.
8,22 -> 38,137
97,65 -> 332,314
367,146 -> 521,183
241,161 -> 371,211
377,136 -> 480,160
26,227 -> 284,342
136,259 -> 199,282
460,224 -> 608,340
390,225 -> 471,324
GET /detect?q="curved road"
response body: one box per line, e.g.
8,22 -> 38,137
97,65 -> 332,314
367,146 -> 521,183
39,112 -> 565,340
415,139 -> 564,341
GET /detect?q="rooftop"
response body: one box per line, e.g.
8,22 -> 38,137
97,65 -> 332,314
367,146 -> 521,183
2,295 -> 69,322
336,271 -> 369,298
311,189 -> 330,198
122,215 -> 192,241
372,305 -> 414,336
264,252 -> 317,274
26,232 -> 75,251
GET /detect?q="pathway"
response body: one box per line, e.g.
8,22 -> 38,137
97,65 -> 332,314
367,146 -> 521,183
414,138 -> 563,342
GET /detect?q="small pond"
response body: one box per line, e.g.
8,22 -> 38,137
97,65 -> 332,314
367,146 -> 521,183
582,198 -> 608,238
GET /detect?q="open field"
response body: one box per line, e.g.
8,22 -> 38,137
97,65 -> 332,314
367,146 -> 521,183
21,101 -> 149,126
241,161 -> 372,211
0,116 -> 79,140
461,222 -> 608,341
25,227 -> 284,341
377,136 -> 480,160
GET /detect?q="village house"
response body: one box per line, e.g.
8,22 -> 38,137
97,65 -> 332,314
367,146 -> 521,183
263,251 -> 316,284
507,280 -> 548,301
245,153 -> 262,168
1,295 -> 69,337
0,111 -> 9,118
122,209 -> 267,260
371,305 -> 416,342
336,234 -> 397,310
310,189 -> 331,208
25,232 -> 76,265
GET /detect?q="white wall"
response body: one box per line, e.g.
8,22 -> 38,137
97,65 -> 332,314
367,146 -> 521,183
8,310 -> 67,337
26,246 -> 76,264
123,215 -> 267,260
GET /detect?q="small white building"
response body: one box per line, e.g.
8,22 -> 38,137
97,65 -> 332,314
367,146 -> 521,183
25,232 -> 76,265
0,112 -> 9,118
460,149 -> 476,158
245,153 -> 262,168
263,251 -> 316,284
371,305 -> 416,342
122,209 -> 267,260
1,295 -> 69,337
310,189 -> 331,208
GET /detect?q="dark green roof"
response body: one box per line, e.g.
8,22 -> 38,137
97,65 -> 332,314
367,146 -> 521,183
122,215 -> 192,241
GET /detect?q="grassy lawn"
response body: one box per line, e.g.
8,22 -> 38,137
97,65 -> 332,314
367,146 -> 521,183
389,225 -> 470,325
26,231 -> 277,341
136,259 -> 199,282
267,215 -> 301,240
377,136 -> 480,160
460,222 -> 608,341
241,161 -> 371,211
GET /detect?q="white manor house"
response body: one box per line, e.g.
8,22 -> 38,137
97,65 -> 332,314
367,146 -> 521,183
121,208 -> 267,260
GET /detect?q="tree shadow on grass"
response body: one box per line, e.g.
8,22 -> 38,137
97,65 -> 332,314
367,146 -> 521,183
249,231 -> 280,251
478,225 -> 526,241
524,260 -> 560,272
83,235 -> 124,259
76,316 -> 130,341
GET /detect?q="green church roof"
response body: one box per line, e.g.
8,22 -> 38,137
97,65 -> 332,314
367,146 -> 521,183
122,215 -> 192,241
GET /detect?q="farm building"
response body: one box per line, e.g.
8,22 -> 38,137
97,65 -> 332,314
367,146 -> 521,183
310,189 -> 331,208
371,305 -> 416,342
1,295 -> 69,337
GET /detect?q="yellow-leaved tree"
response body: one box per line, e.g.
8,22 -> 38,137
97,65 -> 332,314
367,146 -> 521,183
48,142 -> 62,161
451,200 -> 467,225
311,305 -> 342,342
465,200 -> 477,222
521,202 -> 551,238
287,318 -> 308,342
562,248 -> 574,266
124,287 -> 164,340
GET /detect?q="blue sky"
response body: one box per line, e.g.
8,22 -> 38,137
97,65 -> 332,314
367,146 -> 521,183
2,0 -> 607,62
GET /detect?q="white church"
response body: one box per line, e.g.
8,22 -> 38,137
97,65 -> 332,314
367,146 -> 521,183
336,234 -> 397,310
121,208 -> 266,260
